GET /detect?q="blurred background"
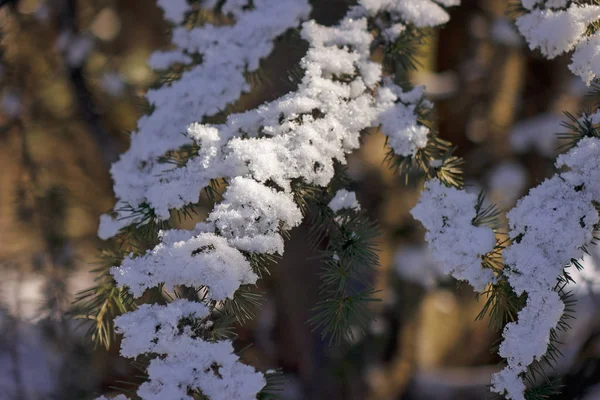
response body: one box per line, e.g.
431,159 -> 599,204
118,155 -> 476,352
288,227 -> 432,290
0,0 -> 599,399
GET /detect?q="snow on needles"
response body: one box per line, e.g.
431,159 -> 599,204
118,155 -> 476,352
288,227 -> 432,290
521,0 -> 568,11
515,1 -> 600,84
99,0 -> 460,399
99,0 -> 311,237
100,3 -> 443,236
156,0 -> 189,24
359,0 -> 460,27
412,139 -> 600,399
113,300 -> 266,399
569,32 -> 600,85
480,5 -> 600,396
328,189 -> 361,213
112,229 -> 257,300
490,137 -> 600,400
410,180 -> 497,292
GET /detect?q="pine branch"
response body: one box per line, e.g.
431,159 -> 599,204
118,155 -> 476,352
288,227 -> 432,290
72,249 -> 135,349
524,378 -> 562,400
309,288 -> 381,346
382,24 -> 430,74
305,185 -> 382,345
385,133 -> 465,188
473,191 -> 503,230
221,286 -> 264,325
477,276 -> 525,332
557,111 -> 600,153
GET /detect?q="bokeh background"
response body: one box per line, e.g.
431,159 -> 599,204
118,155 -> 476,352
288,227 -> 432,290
1,0 -> 599,399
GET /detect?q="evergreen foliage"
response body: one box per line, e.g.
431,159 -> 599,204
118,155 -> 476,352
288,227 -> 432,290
79,1 -> 600,399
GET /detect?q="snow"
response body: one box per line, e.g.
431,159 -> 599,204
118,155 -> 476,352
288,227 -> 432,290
115,300 -> 210,358
490,137 -> 600,400
96,0 -> 600,397
383,23 -> 406,42
114,301 -> 264,400
410,179 -> 497,292
413,137 -> 600,399
555,136 -> 600,200
359,0 -> 461,27
138,343 -> 265,400
328,189 -> 361,213
112,231 -> 257,300
515,5 -> 600,59
472,2 -> 600,392
100,0 -> 311,232
521,0 -> 568,10
569,32 -> 600,85
102,10 -> 435,233
156,0 -> 189,24
99,1 -> 462,398
207,177 -> 303,254
516,1 -> 600,86
377,83 -> 430,156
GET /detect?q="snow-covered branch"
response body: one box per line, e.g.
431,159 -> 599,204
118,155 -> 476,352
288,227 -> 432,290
491,135 -> 600,400
99,0 -> 311,237
412,2 -> 600,398
515,1 -> 600,84
410,180 -> 497,292
98,0 -> 461,399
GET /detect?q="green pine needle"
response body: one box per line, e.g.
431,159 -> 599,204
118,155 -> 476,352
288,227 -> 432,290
72,253 -> 135,349
473,191 -> 502,230
222,286 -> 263,324
383,24 -> 429,73
309,289 -> 381,346
524,378 -> 563,400
557,111 -> 599,153
385,134 -> 464,188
